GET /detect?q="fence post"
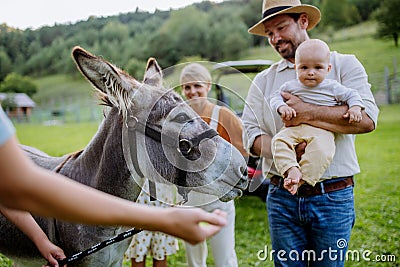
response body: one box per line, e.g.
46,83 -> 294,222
385,66 -> 391,104
393,57 -> 399,103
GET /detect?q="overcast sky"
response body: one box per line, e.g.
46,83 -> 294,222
1,0 -> 223,30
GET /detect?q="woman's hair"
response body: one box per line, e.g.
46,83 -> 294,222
180,63 -> 212,85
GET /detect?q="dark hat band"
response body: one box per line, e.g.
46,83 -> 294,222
262,6 -> 292,18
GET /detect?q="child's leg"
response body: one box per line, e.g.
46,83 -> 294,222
153,258 -> 168,267
271,128 -> 300,179
299,128 -> 335,186
131,257 -> 146,267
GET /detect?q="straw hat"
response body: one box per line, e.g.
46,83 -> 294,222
248,0 -> 321,37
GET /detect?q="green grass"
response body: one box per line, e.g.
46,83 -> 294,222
166,104 -> 400,266
1,23 -> 399,267
348,104 -> 400,266
33,74 -> 94,107
1,104 -> 398,267
322,21 -> 378,42
330,36 -> 396,75
15,122 -> 100,156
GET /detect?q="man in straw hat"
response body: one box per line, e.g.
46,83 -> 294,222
241,0 -> 379,266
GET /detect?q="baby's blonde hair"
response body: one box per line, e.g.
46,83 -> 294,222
295,39 -> 331,63
180,63 -> 212,85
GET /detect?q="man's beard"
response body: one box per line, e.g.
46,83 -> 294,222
275,40 -> 299,60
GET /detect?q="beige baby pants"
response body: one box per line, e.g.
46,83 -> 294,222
271,124 -> 335,186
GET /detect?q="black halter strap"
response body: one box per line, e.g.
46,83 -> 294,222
126,115 -> 218,201
55,227 -> 142,266
53,117 -> 218,266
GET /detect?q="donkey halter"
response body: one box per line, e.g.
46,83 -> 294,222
126,115 -> 219,201
54,115 -> 218,266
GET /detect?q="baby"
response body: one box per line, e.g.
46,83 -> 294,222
270,39 -> 364,194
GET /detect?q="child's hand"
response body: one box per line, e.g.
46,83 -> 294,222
162,207 -> 227,245
343,106 -> 362,123
38,239 -> 66,267
278,105 -> 296,121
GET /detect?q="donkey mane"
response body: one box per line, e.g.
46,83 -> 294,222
95,74 -> 133,119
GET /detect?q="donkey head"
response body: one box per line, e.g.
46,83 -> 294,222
71,47 -> 248,202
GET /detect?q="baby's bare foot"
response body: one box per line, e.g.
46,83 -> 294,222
284,167 -> 302,195
286,167 -> 302,184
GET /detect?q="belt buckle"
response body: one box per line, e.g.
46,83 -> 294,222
297,182 -> 323,197
297,184 -> 312,197
279,177 -> 285,188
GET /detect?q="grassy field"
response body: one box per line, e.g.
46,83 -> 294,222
1,21 -> 399,267
15,122 -> 100,156
0,104 -> 398,266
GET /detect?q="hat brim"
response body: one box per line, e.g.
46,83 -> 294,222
248,5 -> 321,37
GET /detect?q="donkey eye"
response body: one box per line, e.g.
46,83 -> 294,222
172,113 -> 190,123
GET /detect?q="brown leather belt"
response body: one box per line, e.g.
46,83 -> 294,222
270,175 -> 354,197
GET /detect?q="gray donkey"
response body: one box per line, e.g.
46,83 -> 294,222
0,47 -> 248,266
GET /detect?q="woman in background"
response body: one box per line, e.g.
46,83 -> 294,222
125,181 -> 178,267
179,63 -> 247,267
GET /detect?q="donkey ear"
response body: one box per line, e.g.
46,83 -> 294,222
72,46 -> 141,107
143,58 -> 163,88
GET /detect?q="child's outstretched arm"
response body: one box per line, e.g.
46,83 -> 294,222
0,136 -> 227,245
0,205 -> 65,266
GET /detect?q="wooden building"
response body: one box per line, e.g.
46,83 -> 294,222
0,93 -> 36,121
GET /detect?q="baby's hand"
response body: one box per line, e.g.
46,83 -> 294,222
344,106 -> 362,123
278,105 -> 296,121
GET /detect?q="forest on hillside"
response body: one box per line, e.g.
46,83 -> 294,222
0,0 -> 393,82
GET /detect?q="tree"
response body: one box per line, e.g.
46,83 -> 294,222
126,57 -> 146,79
148,6 -> 210,66
373,0 -> 400,47
101,21 -> 129,43
206,10 -> 251,60
1,94 -> 17,111
146,31 -> 180,68
240,0 -> 265,46
302,0 -> 322,6
320,0 -> 361,29
0,49 -> 12,81
0,73 -> 38,97
349,0 -> 380,21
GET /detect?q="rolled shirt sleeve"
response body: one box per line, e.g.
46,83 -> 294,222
242,70 -> 279,157
332,52 -> 379,127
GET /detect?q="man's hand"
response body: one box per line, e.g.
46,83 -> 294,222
282,91 -> 374,134
295,142 -> 307,162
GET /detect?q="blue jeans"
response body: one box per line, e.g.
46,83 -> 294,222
267,182 -> 355,267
